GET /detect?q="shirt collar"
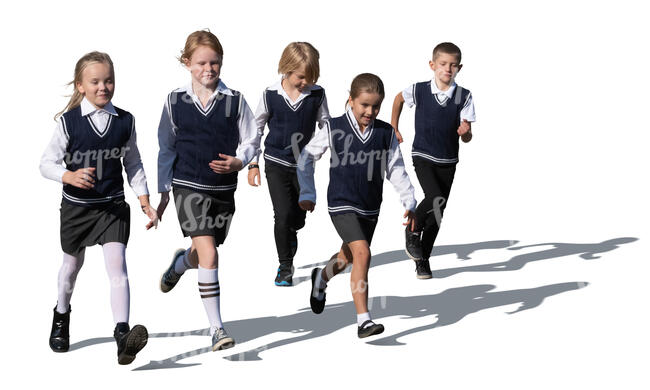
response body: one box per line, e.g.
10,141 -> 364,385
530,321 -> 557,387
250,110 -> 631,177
183,79 -> 234,101
268,78 -> 320,104
80,97 -> 117,117
345,107 -> 374,137
430,78 -> 457,99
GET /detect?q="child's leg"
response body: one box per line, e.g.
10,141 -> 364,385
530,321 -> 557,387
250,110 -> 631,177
413,159 -> 456,259
347,240 -> 372,315
56,250 -> 85,313
102,242 -> 130,324
193,235 -> 223,334
321,244 -> 353,282
266,164 -> 303,265
175,243 -> 199,274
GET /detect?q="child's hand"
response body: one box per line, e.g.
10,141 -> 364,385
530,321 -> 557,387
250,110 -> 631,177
299,200 -> 315,212
248,166 -> 261,186
209,154 -> 243,174
156,192 -> 170,221
394,129 -> 404,144
402,209 -> 416,232
62,167 -> 96,189
457,119 -> 471,136
142,204 -> 159,230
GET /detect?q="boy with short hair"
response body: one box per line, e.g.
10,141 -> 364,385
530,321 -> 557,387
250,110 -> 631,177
391,42 -> 476,279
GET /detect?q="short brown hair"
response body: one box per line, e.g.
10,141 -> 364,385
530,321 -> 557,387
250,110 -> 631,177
350,73 -> 385,100
179,29 -> 224,65
278,42 -> 320,84
433,42 -> 462,63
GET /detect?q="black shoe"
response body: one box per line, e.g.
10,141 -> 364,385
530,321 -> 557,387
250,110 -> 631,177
114,322 -> 148,365
309,267 -> 326,314
49,305 -> 71,353
275,261 -> 294,287
160,248 -> 185,293
358,320 -> 385,338
405,227 -> 423,260
415,259 -> 432,279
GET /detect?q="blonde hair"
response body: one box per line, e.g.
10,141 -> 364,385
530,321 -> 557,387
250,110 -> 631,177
179,29 -> 224,65
55,51 -> 114,120
346,73 -> 385,108
278,42 -> 320,84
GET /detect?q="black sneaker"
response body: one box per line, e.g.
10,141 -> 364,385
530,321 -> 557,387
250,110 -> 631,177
49,305 -> 70,353
415,259 -> 432,279
405,227 -> 423,260
274,262 -> 294,287
114,322 -> 148,365
309,267 -> 326,314
358,320 -> 385,338
160,248 -> 185,293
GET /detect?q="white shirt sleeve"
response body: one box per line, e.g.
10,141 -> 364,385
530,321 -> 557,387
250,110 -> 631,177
250,92 -> 269,164
234,94 -> 259,167
316,93 -> 331,128
157,102 -> 176,193
385,132 -> 417,211
122,117 -> 149,197
401,84 -> 417,108
460,91 -> 476,122
297,121 -> 331,204
40,117 -> 70,183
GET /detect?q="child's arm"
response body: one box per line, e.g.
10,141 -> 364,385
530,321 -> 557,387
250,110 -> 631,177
209,95 -> 258,174
391,92 -> 405,144
385,132 -> 418,230
247,92 -> 269,187
156,100 -> 177,221
297,123 -> 331,212
458,91 -> 476,143
123,117 -> 158,229
40,117 -> 97,189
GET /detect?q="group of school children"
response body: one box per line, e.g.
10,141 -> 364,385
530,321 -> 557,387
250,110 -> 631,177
39,29 -> 476,364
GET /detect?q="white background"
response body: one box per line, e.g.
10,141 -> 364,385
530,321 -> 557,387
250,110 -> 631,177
1,0 -> 648,388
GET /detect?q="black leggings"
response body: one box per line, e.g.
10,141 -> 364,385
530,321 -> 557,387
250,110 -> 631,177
413,157 -> 456,260
265,162 -> 307,264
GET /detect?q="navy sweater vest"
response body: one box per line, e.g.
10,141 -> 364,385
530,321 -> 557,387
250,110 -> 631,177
412,81 -> 470,164
326,113 -> 394,217
169,90 -> 241,193
61,106 -> 132,206
263,87 -> 324,167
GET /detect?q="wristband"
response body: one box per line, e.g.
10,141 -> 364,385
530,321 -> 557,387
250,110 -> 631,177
248,164 -> 260,170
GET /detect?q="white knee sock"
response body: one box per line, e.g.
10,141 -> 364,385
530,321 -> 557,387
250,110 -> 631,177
56,251 -> 85,313
174,247 -> 195,274
102,242 -> 130,324
198,265 -> 223,335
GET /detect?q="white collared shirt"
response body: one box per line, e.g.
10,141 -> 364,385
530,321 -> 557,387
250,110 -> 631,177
296,108 -> 417,211
157,80 -> 259,193
402,79 -> 476,122
39,97 -> 149,197
251,79 -> 331,163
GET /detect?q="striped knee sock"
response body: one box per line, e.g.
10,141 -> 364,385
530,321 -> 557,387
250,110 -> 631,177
198,265 -> 223,335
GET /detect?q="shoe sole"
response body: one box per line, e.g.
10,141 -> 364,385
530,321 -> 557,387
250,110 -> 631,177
160,248 -> 186,293
310,268 -> 326,314
212,337 -> 236,351
118,325 -> 148,365
274,280 -> 293,287
358,324 -> 385,338
405,249 -> 423,261
416,273 -> 433,280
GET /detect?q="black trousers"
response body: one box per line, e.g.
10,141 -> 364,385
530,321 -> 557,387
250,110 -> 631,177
413,157 -> 456,260
265,162 -> 307,264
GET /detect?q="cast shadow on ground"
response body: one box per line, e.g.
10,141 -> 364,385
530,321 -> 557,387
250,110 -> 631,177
133,280 -> 587,369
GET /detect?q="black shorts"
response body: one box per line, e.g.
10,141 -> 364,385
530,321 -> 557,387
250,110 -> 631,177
60,198 -> 130,256
330,213 -> 378,244
172,187 -> 235,245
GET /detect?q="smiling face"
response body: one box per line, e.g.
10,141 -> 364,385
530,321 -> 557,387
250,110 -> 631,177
348,91 -> 383,130
185,45 -> 222,90
76,62 -> 114,109
284,64 -> 311,93
429,52 -> 462,87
